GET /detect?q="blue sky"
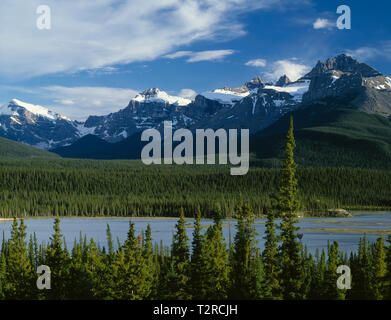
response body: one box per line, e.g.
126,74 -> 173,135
0,0 -> 390,120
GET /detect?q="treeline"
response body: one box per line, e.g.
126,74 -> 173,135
0,164 -> 391,217
0,211 -> 390,300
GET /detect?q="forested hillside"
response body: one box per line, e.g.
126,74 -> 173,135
252,106 -> 391,168
0,159 -> 390,217
0,137 -> 59,159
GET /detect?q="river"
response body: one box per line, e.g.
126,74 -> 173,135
0,212 -> 390,255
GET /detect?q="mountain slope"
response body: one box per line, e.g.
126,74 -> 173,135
0,136 -> 60,158
0,99 -> 82,149
251,104 -> 391,169
52,133 -> 143,159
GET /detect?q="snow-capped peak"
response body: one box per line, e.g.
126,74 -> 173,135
132,88 -> 192,106
0,99 -> 71,121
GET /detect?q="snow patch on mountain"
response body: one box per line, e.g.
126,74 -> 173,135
2,99 -> 71,121
201,88 -> 250,105
264,79 -> 311,102
75,123 -> 96,136
132,88 -> 191,106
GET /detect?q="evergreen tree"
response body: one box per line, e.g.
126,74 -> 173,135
202,205 -> 230,300
278,117 -> 304,300
371,236 -> 386,299
106,224 -> 114,261
4,219 -> 35,299
143,224 -> 157,299
44,218 -> 71,299
112,220 -> 153,300
86,238 -> 109,299
384,235 -> 391,299
190,206 -> 208,299
349,235 -> 372,299
68,237 -> 92,299
162,208 -> 191,299
0,246 -> 6,299
230,201 -> 262,299
262,208 -> 281,299
323,241 -> 344,300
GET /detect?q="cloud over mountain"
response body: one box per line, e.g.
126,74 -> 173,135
0,0 -> 283,79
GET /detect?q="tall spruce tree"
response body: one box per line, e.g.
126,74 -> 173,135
323,241 -> 344,300
163,208 -> 191,299
112,220 -> 153,300
5,219 -> 35,299
190,206 -> 208,299
278,117 -> 304,299
143,224 -> 157,299
262,208 -> 281,299
45,218 -> 71,299
230,201 -> 262,299
202,205 -> 230,300
106,224 -> 114,261
371,236 -> 386,299
349,235 -> 372,300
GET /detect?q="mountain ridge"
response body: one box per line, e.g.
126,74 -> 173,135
3,54 -> 391,160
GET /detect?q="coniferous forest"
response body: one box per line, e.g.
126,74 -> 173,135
0,117 -> 390,300
0,161 -> 391,218
0,213 -> 390,300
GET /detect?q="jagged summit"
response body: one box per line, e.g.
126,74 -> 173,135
141,88 -> 161,97
275,75 -> 292,87
245,76 -> 266,90
304,53 -> 382,79
132,88 -> 191,106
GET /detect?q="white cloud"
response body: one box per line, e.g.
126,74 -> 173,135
245,59 -> 267,67
0,0 -> 282,79
187,50 -> 235,62
164,51 -> 194,59
55,99 -> 75,105
164,50 -> 235,62
313,18 -> 334,29
265,60 -> 311,81
346,42 -> 391,62
178,89 -> 197,99
37,86 -> 139,121
346,47 -> 382,61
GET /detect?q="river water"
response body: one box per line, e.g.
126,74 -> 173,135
0,212 -> 390,255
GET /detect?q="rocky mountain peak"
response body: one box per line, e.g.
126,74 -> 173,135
140,88 -> 161,98
131,88 -> 192,107
215,86 -> 249,95
275,75 -> 292,87
245,76 -> 266,90
304,54 -> 382,79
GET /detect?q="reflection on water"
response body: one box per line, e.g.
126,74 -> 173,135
0,212 -> 390,255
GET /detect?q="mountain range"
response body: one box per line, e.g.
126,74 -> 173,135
2,54 -> 391,167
